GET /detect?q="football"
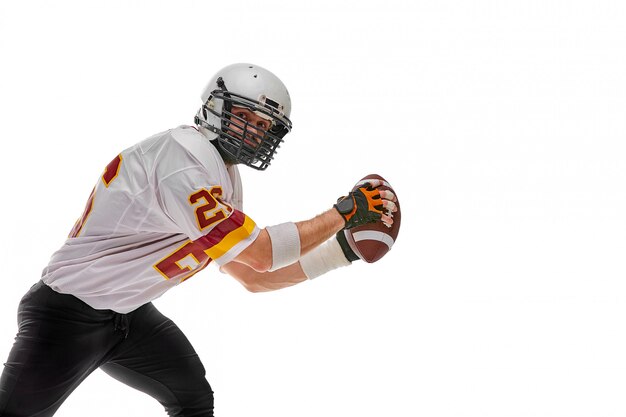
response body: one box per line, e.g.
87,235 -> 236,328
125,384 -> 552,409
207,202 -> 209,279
343,174 -> 401,263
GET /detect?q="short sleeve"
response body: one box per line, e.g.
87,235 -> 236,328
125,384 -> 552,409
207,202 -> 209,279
158,168 -> 260,265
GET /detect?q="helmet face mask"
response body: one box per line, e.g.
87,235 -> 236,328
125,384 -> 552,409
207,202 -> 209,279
195,64 -> 292,171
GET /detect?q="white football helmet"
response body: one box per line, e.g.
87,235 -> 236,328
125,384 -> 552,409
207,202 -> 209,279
195,63 -> 292,170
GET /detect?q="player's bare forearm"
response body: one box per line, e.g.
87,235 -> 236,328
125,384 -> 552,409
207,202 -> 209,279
231,208 -> 344,272
295,208 -> 344,256
221,261 -> 307,292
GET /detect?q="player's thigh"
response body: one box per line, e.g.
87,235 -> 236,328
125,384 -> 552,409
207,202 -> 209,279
102,303 -> 214,416
0,282 -> 122,417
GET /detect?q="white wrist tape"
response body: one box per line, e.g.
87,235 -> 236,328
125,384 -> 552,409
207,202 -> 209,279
299,236 -> 351,280
266,222 -> 301,271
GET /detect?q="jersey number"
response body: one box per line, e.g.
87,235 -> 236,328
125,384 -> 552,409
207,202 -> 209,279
70,156 -> 230,282
189,187 -> 229,231
154,186 -> 231,281
153,240 -> 212,282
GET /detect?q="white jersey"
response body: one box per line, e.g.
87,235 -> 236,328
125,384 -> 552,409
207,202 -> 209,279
42,126 -> 259,313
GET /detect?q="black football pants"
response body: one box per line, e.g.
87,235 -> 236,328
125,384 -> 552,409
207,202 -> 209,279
0,281 -> 214,417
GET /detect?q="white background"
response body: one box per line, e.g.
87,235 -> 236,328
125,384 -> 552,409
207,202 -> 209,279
1,1 -> 625,416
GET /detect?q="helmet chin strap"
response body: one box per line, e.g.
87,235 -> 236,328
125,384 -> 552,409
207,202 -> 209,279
194,108 -> 220,136
194,113 -> 239,166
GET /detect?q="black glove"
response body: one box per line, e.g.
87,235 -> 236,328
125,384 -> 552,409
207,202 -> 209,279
336,230 -> 361,262
334,183 -> 383,229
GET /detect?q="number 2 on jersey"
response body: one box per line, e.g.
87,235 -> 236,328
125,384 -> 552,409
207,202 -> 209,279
155,187 -> 232,281
189,187 -> 230,231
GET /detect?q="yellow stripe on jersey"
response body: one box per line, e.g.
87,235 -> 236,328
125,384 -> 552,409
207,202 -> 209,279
203,214 -> 257,260
153,210 -> 256,282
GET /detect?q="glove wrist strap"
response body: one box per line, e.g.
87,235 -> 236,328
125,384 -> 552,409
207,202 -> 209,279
336,230 -> 361,262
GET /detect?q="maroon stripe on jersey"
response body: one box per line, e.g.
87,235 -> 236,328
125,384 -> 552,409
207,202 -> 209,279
195,209 -> 247,247
153,210 -> 253,281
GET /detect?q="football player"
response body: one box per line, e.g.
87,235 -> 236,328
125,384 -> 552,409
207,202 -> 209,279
0,63 -> 396,417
